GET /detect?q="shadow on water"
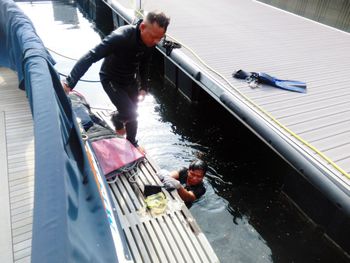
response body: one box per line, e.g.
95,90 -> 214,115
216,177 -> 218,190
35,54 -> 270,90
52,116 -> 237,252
16,0 -> 350,262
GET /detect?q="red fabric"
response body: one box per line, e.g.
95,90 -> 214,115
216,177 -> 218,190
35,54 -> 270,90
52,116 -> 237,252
91,137 -> 144,177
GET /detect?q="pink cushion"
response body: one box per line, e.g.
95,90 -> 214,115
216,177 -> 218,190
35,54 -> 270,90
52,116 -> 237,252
91,137 -> 144,178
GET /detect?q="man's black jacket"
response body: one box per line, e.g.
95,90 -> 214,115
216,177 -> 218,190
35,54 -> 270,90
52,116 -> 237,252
66,20 -> 152,91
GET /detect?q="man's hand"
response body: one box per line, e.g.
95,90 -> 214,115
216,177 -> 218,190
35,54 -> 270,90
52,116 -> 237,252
138,89 -> 147,102
162,176 -> 181,190
157,169 -> 169,181
62,81 -> 71,94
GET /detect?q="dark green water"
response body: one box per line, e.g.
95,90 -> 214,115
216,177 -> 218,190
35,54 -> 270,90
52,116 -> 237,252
17,1 -> 349,262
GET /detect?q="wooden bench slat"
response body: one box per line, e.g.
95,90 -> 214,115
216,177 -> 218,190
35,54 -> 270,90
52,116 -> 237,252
125,212 -> 153,263
9,175 -> 35,188
13,231 -> 32,245
110,182 -> 131,215
12,217 -> 33,230
12,210 -> 33,223
161,213 -> 194,262
13,239 -> 31,252
10,191 -> 34,204
15,255 -> 31,263
148,217 -> 178,262
10,180 -> 35,192
120,172 -> 143,210
12,224 -> 32,238
8,171 -> 34,182
171,211 -> 205,263
13,246 -> 31,261
142,220 -> 168,262
173,211 -> 210,263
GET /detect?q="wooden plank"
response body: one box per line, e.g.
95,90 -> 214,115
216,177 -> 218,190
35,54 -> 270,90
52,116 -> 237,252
12,211 -> 33,224
115,177 -> 138,213
8,163 -> 35,174
15,255 -> 31,263
110,177 -> 163,262
8,140 -> 34,149
13,246 -> 31,261
142,220 -> 168,262
8,171 -> 34,182
109,182 -> 130,215
10,191 -> 34,205
9,176 -> 35,188
172,211 -> 210,263
8,160 -> 35,171
149,217 -> 177,262
7,146 -> 35,157
167,211 -> 202,263
11,198 -> 34,211
110,175 -> 175,262
10,180 -> 35,192
108,188 -> 143,262
126,213 -> 159,262
12,217 -> 33,230
12,231 -> 32,245
13,239 -> 31,253
124,213 -> 152,263
10,187 -> 34,198
11,203 -> 34,217
12,224 -> 32,238
116,175 -> 153,262
0,111 -> 14,263
119,174 -> 143,211
7,149 -> 34,162
161,213 -> 194,262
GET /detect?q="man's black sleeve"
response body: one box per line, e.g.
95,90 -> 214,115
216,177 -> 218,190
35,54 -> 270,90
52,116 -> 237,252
139,51 -> 152,92
66,31 -> 124,88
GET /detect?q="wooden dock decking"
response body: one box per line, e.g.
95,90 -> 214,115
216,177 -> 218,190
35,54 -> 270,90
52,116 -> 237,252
0,67 -> 34,263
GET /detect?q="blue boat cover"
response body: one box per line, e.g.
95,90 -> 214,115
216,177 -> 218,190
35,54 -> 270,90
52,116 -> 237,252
0,0 -> 119,262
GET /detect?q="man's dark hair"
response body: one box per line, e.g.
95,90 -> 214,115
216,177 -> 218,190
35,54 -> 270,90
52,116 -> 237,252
145,11 -> 170,32
189,160 -> 208,174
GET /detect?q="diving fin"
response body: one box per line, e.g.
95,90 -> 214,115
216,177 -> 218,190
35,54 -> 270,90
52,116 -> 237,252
258,72 -> 307,93
232,70 -> 307,93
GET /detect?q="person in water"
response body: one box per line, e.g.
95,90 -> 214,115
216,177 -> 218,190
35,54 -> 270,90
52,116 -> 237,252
159,159 -> 207,207
62,11 -> 170,152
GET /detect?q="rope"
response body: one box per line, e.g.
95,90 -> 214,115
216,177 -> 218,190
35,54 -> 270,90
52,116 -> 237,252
106,159 -> 144,184
46,46 -> 78,61
46,47 -> 101,83
58,72 -> 100,83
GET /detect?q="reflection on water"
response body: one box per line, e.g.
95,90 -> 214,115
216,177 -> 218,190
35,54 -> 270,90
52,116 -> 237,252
16,1 -> 349,262
259,0 -> 350,32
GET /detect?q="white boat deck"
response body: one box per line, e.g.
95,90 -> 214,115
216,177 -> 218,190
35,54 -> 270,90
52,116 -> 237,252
0,67 -> 34,263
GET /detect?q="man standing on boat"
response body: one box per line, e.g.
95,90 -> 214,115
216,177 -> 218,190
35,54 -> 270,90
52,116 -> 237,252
63,11 -> 170,152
